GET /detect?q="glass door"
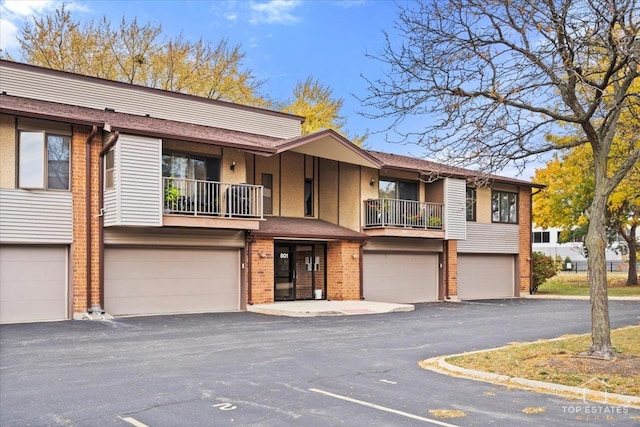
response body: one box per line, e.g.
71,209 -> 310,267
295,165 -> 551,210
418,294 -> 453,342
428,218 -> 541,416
275,245 -> 294,301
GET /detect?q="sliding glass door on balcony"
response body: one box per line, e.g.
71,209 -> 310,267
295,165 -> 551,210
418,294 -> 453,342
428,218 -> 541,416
163,153 -> 221,215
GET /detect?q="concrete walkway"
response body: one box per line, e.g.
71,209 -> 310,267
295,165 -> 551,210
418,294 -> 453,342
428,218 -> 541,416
247,300 -> 414,317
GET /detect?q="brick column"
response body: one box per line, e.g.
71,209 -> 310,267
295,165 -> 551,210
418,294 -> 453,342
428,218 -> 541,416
326,241 -> 361,300
71,126 -> 101,314
249,237 -> 274,304
445,240 -> 458,297
518,187 -> 532,295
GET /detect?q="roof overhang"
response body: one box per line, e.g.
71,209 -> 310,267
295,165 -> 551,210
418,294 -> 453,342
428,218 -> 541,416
253,216 -> 369,241
275,130 -> 382,169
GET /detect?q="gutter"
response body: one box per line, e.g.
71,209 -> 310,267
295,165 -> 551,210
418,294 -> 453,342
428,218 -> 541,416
85,125 -> 98,313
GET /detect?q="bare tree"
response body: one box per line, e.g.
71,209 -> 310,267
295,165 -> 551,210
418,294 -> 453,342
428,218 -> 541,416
361,0 -> 639,358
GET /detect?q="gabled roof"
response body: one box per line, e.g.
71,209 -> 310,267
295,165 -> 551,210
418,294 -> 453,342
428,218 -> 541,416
274,130 -> 382,169
367,150 -> 542,188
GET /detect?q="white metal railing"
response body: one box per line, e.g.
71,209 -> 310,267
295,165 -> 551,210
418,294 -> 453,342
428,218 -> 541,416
364,198 -> 443,229
163,177 -> 263,218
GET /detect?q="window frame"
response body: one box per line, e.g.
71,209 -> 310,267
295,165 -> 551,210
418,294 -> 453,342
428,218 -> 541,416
104,149 -> 115,190
18,130 -> 71,191
304,178 -> 314,217
466,187 -> 477,222
379,178 -> 418,201
533,231 -> 550,243
262,173 -> 273,215
491,190 -> 518,224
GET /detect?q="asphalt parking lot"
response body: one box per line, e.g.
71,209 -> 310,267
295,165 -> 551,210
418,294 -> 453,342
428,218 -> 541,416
1,299 -> 639,426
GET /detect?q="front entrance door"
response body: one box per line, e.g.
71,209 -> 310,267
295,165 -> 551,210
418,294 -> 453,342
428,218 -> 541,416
274,243 -> 326,301
275,245 -> 295,300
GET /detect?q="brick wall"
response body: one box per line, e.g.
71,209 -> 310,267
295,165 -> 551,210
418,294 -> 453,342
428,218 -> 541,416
326,241 -> 361,300
249,237 -> 274,304
71,126 -> 101,314
518,187 -> 532,295
445,240 -> 458,297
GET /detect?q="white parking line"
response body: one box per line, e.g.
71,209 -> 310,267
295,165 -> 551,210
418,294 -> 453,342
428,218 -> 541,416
309,388 -> 460,427
118,416 -> 150,427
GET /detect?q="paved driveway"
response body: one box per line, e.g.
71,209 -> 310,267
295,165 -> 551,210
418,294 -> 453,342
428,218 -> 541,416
1,299 -> 639,426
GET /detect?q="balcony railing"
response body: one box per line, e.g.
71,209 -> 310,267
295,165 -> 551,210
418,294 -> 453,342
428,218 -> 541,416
163,177 -> 263,218
364,198 -> 443,230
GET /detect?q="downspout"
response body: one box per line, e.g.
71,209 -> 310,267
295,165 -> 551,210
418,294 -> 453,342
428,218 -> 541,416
359,241 -> 365,300
85,126 -> 98,313
98,131 -> 120,310
246,231 -> 254,305
444,241 -> 450,300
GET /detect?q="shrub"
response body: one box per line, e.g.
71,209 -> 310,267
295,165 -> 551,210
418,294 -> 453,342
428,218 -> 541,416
532,251 -> 557,293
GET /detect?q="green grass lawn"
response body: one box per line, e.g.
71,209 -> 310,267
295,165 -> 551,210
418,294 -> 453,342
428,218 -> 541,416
537,273 -> 640,297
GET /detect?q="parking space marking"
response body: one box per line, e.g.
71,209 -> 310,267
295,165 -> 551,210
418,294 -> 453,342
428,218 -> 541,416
119,416 -> 150,427
309,388 -> 460,427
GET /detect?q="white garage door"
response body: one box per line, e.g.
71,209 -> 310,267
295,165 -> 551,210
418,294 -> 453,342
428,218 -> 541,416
105,248 -> 240,316
363,253 -> 439,303
458,255 -> 515,300
0,246 -> 67,324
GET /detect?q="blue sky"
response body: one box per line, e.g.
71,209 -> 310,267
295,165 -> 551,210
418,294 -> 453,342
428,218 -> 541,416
0,0 -> 537,179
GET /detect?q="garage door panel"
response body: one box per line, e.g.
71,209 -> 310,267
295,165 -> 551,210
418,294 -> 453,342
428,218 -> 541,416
0,246 -> 67,324
458,255 -> 514,300
364,253 -> 438,303
105,248 -> 239,316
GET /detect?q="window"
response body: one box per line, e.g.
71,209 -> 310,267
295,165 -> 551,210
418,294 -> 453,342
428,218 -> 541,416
162,153 -> 219,181
262,173 -> 273,215
533,231 -> 550,243
491,191 -> 518,223
304,179 -> 314,216
105,149 -> 115,190
19,131 -> 70,190
379,179 -> 418,200
466,187 -> 476,221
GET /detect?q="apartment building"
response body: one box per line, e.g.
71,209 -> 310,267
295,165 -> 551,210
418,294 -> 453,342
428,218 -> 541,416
0,60 -> 540,323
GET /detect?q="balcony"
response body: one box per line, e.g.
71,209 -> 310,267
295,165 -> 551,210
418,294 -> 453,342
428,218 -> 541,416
163,177 -> 263,229
363,198 -> 444,238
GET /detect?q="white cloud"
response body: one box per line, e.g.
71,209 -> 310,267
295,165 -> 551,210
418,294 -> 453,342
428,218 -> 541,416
0,17 -> 18,51
250,0 -> 301,25
3,0 -> 55,16
0,0 -> 89,56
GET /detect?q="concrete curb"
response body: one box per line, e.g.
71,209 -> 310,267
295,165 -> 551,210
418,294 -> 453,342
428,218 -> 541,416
419,342 -> 640,409
524,294 -> 640,301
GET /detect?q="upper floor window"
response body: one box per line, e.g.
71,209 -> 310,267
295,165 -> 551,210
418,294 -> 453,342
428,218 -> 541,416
19,131 -> 70,190
491,191 -> 518,223
304,179 -> 314,216
379,179 -> 418,201
104,149 -> 115,190
466,187 -> 476,221
533,231 -> 550,243
262,173 -> 273,215
162,153 -> 219,181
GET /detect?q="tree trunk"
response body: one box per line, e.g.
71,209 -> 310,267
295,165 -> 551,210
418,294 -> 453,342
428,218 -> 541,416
627,224 -> 638,286
584,190 -> 616,359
